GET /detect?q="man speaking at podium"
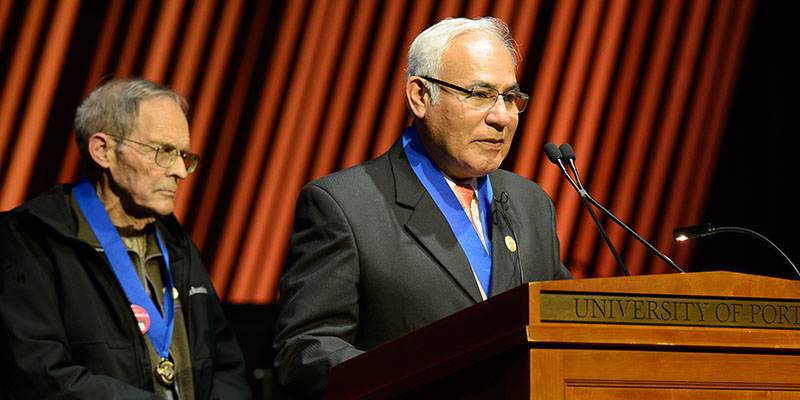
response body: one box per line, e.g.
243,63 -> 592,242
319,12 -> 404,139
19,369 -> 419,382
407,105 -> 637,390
274,16 -> 572,398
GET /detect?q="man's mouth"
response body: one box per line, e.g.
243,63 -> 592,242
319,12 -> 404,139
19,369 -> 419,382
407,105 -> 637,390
157,188 -> 177,196
477,137 -> 504,147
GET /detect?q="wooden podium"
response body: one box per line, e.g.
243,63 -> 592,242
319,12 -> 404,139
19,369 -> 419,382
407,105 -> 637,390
323,271 -> 800,399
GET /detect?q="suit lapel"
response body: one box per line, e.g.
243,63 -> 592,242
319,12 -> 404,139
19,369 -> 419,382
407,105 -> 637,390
389,139 -> 484,303
489,181 -> 522,295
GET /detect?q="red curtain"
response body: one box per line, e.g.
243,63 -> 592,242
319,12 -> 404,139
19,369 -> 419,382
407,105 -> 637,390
0,0 -> 755,303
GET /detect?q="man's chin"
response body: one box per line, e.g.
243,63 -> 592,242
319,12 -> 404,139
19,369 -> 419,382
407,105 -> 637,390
454,167 -> 500,180
127,204 -> 174,219
469,161 -> 502,176
154,205 -> 175,216
439,155 -> 503,179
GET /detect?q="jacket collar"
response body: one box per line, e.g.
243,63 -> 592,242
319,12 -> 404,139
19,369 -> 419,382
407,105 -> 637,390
7,182 -> 186,266
8,183 -> 79,239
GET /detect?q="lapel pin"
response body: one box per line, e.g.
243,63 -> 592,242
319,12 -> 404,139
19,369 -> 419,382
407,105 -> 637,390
504,235 -> 517,252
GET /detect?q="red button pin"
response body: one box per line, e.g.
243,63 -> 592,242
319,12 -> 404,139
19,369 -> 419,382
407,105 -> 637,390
131,304 -> 150,334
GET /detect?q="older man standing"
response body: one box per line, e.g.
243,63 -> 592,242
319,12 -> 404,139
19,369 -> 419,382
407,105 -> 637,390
0,78 -> 250,399
273,17 -> 572,398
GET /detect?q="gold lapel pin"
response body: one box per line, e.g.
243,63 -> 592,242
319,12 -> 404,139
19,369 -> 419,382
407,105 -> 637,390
505,235 -> 517,252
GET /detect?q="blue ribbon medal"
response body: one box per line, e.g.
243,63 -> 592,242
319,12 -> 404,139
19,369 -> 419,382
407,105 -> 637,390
73,174 -> 176,385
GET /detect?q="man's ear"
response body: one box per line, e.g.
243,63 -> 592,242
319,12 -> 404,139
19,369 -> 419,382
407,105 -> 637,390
87,133 -> 114,169
406,77 -> 429,119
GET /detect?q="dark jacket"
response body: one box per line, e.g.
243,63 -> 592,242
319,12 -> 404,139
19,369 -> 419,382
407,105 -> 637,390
273,136 -> 572,397
0,184 -> 250,399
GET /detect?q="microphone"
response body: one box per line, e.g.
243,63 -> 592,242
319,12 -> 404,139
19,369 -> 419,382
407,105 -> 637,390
673,223 -> 800,280
544,143 -> 629,276
543,143 -> 581,195
492,191 -> 524,284
544,142 -> 685,274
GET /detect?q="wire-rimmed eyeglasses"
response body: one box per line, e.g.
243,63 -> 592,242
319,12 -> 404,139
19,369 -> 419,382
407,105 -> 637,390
108,134 -> 200,174
420,76 -> 530,113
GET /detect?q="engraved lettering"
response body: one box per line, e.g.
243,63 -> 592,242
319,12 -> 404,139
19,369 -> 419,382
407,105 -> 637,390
695,302 -> 710,322
616,299 -> 631,318
542,292 -> 800,330
648,301 -> 661,321
731,303 -> 742,323
634,300 -> 645,319
590,298 -> 604,318
762,305 -> 777,324
660,301 -> 674,321
779,305 -> 791,325
750,304 -> 761,323
715,303 -> 730,322
574,298 -> 588,318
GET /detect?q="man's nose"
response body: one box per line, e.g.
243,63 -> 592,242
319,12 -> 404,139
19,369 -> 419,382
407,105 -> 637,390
486,96 -> 513,127
167,158 -> 189,179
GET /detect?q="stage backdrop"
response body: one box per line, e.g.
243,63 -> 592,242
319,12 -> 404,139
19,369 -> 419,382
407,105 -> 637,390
0,0 -> 755,303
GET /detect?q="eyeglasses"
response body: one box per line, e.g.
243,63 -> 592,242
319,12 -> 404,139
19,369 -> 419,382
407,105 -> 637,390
420,76 -> 530,113
108,134 -> 200,174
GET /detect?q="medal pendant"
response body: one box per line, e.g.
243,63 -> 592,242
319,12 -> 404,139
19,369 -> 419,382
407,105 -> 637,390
154,358 -> 175,387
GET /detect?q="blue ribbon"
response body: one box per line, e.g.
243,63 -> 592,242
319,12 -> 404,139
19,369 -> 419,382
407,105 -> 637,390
74,174 -> 174,359
403,124 -> 494,296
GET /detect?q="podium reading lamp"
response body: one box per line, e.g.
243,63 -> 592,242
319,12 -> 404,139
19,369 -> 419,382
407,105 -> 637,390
673,223 -> 800,280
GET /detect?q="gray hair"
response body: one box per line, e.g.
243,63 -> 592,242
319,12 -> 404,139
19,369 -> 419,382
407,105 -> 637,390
74,77 -> 188,162
406,17 -> 519,103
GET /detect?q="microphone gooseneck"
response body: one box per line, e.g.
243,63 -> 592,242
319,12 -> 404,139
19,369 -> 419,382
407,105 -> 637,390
545,142 -> 629,276
545,142 -> 685,274
559,143 -> 589,199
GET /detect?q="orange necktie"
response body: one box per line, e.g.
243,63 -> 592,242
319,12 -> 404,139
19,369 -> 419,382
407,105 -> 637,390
453,183 -> 486,248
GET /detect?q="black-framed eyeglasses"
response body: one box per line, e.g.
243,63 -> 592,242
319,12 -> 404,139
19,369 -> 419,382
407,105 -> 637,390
108,134 -> 200,174
420,76 -> 530,113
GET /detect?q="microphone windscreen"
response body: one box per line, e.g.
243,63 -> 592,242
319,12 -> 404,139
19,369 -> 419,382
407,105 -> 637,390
559,143 -> 576,161
543,142 -> 562,164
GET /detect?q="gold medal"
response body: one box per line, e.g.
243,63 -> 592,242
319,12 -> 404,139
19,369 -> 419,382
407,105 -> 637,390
154,358 -> 175,387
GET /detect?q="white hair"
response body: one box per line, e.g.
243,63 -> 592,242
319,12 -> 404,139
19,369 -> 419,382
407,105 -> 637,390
406,17 -> 519,103
74,77 -> 188,163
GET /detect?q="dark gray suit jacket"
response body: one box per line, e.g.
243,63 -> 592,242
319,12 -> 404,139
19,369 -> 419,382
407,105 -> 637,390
273,136 -> 571,398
